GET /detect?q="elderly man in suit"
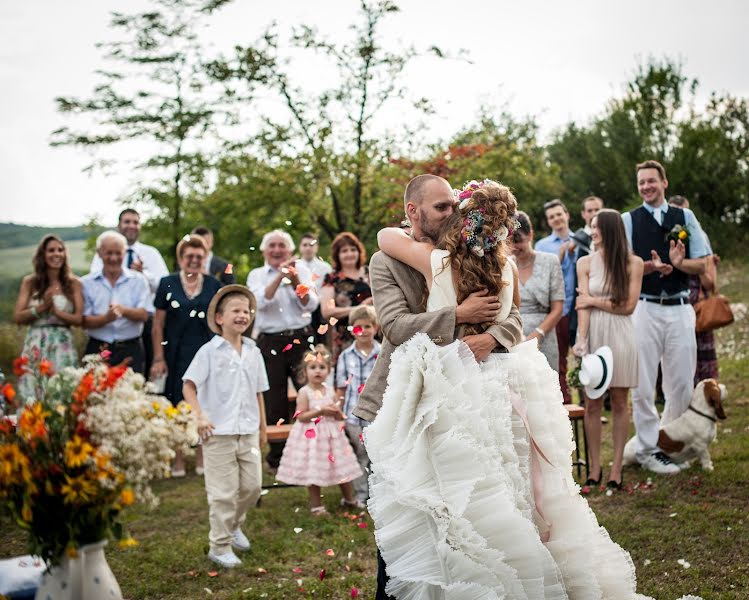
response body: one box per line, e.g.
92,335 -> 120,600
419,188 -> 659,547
353,174 -> 523,600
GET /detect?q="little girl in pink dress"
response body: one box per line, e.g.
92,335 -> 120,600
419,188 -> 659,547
276,345 -> 364,515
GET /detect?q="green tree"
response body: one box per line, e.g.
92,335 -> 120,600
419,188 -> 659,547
208,0 -> 452,245
51,0 -> 244,259
548,58 -> 698,213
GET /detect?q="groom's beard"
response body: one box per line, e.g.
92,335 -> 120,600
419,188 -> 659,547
419,210 -> 443,243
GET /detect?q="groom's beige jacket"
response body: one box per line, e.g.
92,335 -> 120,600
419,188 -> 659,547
353,251 -> 524,423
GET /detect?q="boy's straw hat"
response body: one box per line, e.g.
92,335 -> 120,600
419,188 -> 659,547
206,284 -> 257,334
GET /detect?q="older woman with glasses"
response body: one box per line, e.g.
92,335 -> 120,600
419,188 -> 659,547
151,234 -> 222,476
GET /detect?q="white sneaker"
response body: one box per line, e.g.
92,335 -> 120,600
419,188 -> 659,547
640,451 -> 681,475
207,549 -> 242,568
231,529 -> 251,551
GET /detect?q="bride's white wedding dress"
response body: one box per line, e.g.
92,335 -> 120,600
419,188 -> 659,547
365,250 -> 701,600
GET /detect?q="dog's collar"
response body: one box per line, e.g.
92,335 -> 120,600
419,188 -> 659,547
688,404 -> 717,423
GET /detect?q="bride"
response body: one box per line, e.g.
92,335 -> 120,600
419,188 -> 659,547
365,179 -> 700,600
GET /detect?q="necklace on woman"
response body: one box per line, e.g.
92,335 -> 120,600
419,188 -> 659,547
180,271 -> 203,299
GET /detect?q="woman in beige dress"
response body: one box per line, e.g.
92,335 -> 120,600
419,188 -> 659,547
574,209 -> 643,491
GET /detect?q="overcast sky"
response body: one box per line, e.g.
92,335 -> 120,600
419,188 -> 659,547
1,0 -> 747,227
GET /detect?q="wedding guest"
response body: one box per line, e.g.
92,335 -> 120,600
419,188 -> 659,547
622,160 -> 710,474
510,212 -> 565,372
668,195 -> 719,383
82,231 -> 152,374
182,285 -> 268,568
91,208 -> 169,374
13,235 -> 83,401
574,209 -> 644,491
151,234 -> 222,476
535,199 -> 576,402
320,232 -> 373,359
246,229 -> 319,471
335,304 -> 381,504
191,226 -> 236,285
298,232 -> 332,344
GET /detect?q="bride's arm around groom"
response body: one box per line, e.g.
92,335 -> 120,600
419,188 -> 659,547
352,248 -> 523,424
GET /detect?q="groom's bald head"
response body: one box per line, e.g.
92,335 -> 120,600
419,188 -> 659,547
403,175 -> 455,242
403,174 -> 450,213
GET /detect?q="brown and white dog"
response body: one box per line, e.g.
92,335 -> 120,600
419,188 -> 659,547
657,379 -> 727,471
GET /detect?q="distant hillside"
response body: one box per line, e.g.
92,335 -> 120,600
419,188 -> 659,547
0,222 -> 102,250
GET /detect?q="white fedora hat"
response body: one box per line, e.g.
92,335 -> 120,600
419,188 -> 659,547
579,346 -> 614,399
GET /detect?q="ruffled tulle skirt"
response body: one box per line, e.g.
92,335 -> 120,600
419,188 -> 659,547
365,334 -> 697,600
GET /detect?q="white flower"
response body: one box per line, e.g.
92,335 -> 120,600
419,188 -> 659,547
494,225 -> 509,241
459,198 -> 471,210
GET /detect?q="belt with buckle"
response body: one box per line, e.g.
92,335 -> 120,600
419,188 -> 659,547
263,326 -> 313,337
640,296 -> 689,306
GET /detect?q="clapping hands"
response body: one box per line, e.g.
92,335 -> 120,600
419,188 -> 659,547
650,250 -> 674,277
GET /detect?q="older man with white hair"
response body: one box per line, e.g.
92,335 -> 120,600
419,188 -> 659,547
246,229 -> 319,471
82,230 -> 153,373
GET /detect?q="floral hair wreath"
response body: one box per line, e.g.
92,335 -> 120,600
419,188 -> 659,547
454,179 -> 520,258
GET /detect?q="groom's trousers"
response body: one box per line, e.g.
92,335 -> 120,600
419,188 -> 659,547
376,549 -> 394,600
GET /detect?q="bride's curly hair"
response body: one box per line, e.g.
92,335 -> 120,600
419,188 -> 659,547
436,181 -> 518,335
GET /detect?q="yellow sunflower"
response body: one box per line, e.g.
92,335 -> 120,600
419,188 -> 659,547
64,436 -> 94,469
60,474 -> 97,505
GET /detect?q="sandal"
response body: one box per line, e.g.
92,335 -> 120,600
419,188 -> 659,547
340,498 -> 366,510
310,506 -> 328,516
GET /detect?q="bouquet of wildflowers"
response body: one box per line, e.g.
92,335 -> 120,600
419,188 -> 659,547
0,352 -> 197,566
666,223 -> 691,244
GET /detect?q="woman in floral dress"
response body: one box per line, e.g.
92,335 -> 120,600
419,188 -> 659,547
13,235 -> 83,401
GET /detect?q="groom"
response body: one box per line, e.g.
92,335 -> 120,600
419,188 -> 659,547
353,174 -> 524,599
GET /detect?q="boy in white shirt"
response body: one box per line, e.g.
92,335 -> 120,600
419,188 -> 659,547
182,285 -> 268,568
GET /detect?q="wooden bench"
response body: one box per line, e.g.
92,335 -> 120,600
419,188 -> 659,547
266,424 -> 293,442
565,404 -> 589,481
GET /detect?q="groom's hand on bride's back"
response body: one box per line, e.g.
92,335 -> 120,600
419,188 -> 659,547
456,289 -> 501,324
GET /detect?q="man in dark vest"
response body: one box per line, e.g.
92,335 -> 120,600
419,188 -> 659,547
622,160 -> 710,474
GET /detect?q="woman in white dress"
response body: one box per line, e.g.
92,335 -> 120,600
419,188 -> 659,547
367,180 -> 700,600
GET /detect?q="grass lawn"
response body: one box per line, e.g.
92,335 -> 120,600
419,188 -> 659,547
1,261 -> 747,599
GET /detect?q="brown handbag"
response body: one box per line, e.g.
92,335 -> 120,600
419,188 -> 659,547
694,284 -> 734,333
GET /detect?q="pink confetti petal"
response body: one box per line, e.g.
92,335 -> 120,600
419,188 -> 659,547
313,416 -> 321,424
224,263 -> 233,274
357,383 -> 365,394
325,548 -> 335,556
282,343 -> 293,352
311,273 -> 320,281
292,567 -> 303,573
293,338 -> 301,344
100,350 -> 112,360
319,569 -> 326,581
351,587 -> 360,598
358,522 -> 368,528
358,432 -> 364,443
317,324 -> 329,335
305,429 -> 316,439
352,325 -> 363,336
345,374 -> 354,385
328,453 -> 335,463
293,409 -> 303,419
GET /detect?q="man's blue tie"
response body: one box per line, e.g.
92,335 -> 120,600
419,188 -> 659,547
126,247 -> 134,268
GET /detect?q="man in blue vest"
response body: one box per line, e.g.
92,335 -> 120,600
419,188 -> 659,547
622,160 -> 709,474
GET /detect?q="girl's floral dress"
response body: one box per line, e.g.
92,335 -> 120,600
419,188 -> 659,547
18,295 -> 78,402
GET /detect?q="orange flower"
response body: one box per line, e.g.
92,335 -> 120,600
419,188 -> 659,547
295,284 -> 310,299
73,372 -> 95,403
1,384 -> 16,403
17,403 -> 50,442
12,357 -> 29,377
38,359 -> 54,377
119,488 -> 135,506
99,365 -> 127,391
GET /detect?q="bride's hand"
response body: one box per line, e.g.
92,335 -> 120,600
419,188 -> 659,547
462,333 -> 497,362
